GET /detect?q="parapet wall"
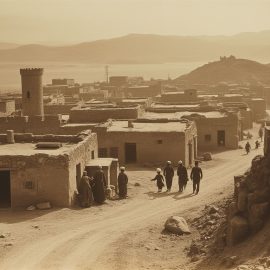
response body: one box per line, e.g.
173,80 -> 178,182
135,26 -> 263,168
0,115 -> 62,134
0,129 -> 95,144
69,105 -> 142,123
20,68 -> 44,76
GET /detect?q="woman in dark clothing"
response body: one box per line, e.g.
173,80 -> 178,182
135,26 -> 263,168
151,168 -> 165,192
78,171 -> 93,207
118,166 -> 128,199
92,166 -> 107,204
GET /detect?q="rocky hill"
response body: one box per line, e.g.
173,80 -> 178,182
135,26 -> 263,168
1,30 -> 270,63
175,56 -> 270,84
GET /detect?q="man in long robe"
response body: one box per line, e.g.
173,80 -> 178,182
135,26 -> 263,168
177,160 -> 188,192
118,166 -> 128,199
92,165 -> 107,204
163,161 -> 174,192
78,171 -> 93,207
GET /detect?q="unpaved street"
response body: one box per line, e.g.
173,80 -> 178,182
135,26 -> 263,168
0,136 -> 263,270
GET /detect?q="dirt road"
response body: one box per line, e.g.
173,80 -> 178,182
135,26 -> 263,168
0,138 -> 263,270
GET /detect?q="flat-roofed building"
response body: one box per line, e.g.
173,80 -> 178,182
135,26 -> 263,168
95,119 -> 197,167
0,130 -> 98,208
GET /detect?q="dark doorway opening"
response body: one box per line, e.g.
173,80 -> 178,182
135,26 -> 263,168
125,143 -> 137,163
76,163 -> 81,190
188,143 -> 193,166
0,171 -> 11,208
217,130 -> 225,146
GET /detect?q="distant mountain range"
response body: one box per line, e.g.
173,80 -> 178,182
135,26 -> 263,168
1,31 -> 270,63
0,42 -> 20,50
175,56 -> 270,84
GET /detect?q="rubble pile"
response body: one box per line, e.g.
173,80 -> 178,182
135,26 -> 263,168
186,202 -> 229,261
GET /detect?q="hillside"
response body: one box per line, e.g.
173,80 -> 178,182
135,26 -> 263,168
1,31 -> 270,63
175,56 -> 270,84
0,42 -> 19,50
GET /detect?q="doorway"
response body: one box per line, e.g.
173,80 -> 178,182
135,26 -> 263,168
0,171 -> 11,208
217,130 -> 225,146
125,143 -> 137,163
188,143 -> 193,166
76,163 -> 81,190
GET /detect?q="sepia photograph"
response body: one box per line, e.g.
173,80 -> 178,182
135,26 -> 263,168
0,0 -> 270,269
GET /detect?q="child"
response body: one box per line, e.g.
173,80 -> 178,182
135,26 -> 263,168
151,168 -> 165,192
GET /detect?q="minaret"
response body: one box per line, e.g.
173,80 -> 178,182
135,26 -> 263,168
20,68 -> 44,116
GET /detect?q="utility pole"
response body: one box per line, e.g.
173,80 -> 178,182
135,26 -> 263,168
105,65 -> 109,84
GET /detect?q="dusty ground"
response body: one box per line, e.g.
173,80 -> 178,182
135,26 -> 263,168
0,125 -> 264,270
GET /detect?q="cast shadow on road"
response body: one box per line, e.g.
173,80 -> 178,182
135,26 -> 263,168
145,191 -> 194,201
0,208 -> 60,224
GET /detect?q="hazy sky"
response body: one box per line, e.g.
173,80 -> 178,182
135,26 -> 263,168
1,0 -> 270,44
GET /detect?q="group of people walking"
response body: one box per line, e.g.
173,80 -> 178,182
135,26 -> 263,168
151,160 -> 203,195
78,166 -> 129,208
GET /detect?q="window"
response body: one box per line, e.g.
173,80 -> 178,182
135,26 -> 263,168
157,140 -> 163,144
110,147 -> 119,158
24,181 -> 34,189
205,134 -> 211,142
98,148 -> 108,158
91,150 -> 95,159
26,91 -> 30,99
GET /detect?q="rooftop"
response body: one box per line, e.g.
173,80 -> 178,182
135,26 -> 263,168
143,111 -> 226,119
0,142 -> 77,156
151,104 -> 200,108
107,120 -> 188,133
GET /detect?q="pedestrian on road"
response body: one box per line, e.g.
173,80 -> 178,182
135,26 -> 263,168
190,161 -> 203,195
177,160 -> 188,193
92,165 -> 107,204
78,171 -> 93,208
163,161 -> 174,192
245,141 -> 251,154
151,168 -> 165,192
118,166 -> 128,199
255,140 -> 260,149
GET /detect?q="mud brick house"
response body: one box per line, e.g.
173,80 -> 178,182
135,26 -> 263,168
94,119 -> 197,167
0,130 -> 98,208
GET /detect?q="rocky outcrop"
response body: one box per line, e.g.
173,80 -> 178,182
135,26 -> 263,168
224,128 -> 270,246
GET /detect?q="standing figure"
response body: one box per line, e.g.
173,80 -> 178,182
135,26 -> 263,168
177,160 -> 188,193
78,171 -> 93,208
255,140 -> 260,149
92,165 -> 107,204
190,161 -> 203,195
163,161 -> 174,192
245,141 -> 251,154
259,127 -> 264,142
151,168 -> 165,192
118,166 -> 128,199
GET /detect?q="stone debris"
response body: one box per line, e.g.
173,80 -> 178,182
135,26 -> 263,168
134,182 -> 141,187
202,152 -> 212,161
164,216 -> 191,235
26,205 -> 36,211
0,234 -> 5,239
36,202 -> 51,210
